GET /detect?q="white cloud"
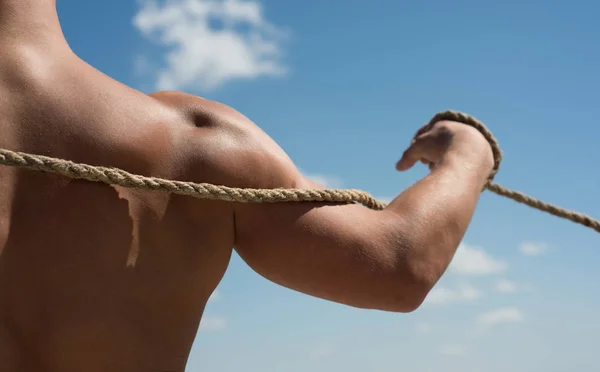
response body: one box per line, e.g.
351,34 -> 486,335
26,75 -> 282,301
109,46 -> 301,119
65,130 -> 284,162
199,315 -> 227,332
424,283 -> 481,306
302,172 -> 344,189
439,344 -> 467,357
477,307 -> 524,328
133,0 -> 288,91
449,243 -> 508,276
207,289 -> 221,303
495,279 -> 517,294
519,241 -> 548,256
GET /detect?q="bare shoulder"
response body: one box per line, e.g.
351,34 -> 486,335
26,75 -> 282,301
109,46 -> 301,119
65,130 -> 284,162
148,90 -> 303,190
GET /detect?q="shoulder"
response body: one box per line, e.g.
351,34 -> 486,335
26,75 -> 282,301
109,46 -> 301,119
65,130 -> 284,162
148,90 -> 306,191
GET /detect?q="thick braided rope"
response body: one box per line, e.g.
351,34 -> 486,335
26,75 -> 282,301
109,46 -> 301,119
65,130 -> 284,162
0,148 -> 386,210
0,110 -> 598,233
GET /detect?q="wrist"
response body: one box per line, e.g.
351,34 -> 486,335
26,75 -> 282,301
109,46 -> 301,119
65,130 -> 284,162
451,127 -> 494,166
440,144 -> 494,184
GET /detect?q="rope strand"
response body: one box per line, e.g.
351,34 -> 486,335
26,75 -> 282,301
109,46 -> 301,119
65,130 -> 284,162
1,110 -> 597,233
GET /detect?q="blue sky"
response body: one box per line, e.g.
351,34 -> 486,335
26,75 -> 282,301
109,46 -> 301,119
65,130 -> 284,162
57,0 -> 599,371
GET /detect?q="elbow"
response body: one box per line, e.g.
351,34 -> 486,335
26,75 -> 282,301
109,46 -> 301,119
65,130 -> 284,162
357,223 -> 450,313
376,252 -> 440,313
365,266 -> 435,313
402,272 -> 436,313
376,222 -> 454,313
383,272 -> 434,313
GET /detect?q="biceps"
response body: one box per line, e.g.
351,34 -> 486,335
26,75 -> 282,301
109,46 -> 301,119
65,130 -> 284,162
233,198 -> 412,309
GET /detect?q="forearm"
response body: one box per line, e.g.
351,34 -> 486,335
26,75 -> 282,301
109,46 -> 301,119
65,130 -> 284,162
385,151 -> 490,288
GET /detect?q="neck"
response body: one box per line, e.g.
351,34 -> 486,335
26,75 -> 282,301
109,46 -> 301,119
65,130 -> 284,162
0,0 -> 66,45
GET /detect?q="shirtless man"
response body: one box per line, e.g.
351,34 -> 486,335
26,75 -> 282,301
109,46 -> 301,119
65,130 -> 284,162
0,1 -> 494,371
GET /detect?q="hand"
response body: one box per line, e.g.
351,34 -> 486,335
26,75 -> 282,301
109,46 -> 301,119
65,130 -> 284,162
396,120 -> 494,173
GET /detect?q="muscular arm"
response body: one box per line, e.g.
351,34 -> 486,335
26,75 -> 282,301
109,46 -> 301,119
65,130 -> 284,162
233,153 -> 488,312
167,91 -> 491,313
228,128 -> 491,313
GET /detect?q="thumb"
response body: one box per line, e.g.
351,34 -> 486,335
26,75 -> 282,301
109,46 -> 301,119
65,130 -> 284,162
396,137 -> 423,171
396,147 -> 418,171
395,131 -> 436,171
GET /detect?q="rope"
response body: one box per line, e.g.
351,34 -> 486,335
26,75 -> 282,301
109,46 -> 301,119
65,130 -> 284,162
0,110 -> 598,233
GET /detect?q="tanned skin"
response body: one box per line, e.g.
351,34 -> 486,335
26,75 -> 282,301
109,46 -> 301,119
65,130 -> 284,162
0,1 -> 494,371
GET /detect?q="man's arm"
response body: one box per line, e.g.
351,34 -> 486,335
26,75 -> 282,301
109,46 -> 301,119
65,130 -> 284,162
233,122 -> 493,313
165,92 -> 493,313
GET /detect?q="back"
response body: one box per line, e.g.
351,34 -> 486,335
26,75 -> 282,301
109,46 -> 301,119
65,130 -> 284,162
0,46 -> 240,372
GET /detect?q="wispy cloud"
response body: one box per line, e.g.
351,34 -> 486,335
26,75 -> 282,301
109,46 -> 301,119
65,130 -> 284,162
519,241 -> 548,256
449,243 -> 508,276
133,0 -> 288,91
304,173 -> 344,189
424,283 -> 481,306
199,315 -> 227,332
494,279 -> 518,294
207,289 -> 221,303
477,307 -> 524,328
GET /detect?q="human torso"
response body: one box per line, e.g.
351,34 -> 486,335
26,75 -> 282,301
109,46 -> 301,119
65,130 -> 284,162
0,44 -> 239,372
